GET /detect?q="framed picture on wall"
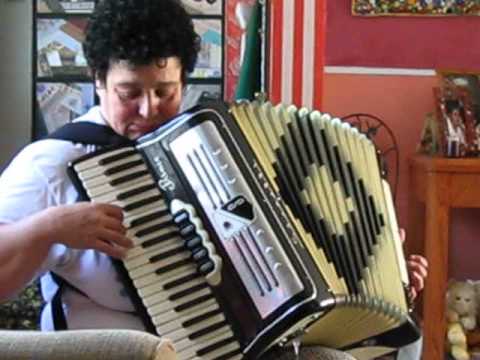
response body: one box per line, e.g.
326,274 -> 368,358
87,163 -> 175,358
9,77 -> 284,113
37,0 -> 95,14
192,19 -> 223,79
433,85 -> 477,158
181,83 -> 222,111
36,82 -> 95,133
181,0 -> 223,15
36,18 -> 89,77
352,0 -> 480,16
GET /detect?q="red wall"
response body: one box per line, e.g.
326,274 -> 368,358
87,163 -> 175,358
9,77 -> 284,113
323,73 -> 480,279
326,0 -> 480,70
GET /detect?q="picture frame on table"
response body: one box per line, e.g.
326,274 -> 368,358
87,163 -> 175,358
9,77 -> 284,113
433,85 -> 477,158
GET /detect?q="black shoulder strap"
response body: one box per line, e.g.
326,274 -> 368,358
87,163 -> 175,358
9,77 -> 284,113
46,121 -> 133,330
48,122 -> 134,147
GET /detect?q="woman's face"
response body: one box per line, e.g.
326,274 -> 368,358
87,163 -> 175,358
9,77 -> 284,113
451,109 -> 463,127
96,57 -> 183,139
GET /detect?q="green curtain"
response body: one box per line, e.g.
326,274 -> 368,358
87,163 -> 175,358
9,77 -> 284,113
234,1 -> 261,101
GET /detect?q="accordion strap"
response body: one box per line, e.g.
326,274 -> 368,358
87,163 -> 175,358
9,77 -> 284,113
46,121 -> 133,330
48,122 -> 134,147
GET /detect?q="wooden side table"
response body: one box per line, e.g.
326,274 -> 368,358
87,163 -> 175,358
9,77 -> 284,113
408,155 -> 480,360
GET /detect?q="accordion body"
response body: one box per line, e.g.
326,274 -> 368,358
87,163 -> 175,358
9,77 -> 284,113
69,101 -> 420,359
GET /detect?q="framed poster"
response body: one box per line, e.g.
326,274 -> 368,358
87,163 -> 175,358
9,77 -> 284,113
181,83 -> 222,111
181,0 -> 222,15
352,0 -> 480,16
192,19 -> 223,79
37,0 -> 95,14
37,18 -> 89,78
36,82 -> 95,133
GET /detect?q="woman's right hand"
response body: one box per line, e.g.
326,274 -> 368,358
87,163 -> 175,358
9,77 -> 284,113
44,202 -> 133,259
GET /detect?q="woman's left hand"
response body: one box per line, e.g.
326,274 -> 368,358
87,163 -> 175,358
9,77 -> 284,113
399,228 -> 428,301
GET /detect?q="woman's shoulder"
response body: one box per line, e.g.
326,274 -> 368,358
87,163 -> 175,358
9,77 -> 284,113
17,139 -> 90,167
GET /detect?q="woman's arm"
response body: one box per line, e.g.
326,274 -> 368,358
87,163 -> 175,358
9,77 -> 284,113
0,202 -> 132,301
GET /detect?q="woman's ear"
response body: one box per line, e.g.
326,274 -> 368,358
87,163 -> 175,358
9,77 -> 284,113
95,78 -> 105,97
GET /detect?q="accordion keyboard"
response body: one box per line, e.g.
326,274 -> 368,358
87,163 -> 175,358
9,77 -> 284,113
72,147 -> 243,360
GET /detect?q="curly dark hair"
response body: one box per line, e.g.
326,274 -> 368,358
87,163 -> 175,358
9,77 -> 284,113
83,0 -> 200,84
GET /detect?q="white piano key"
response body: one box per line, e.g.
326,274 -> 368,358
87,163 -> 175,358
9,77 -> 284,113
73,147 -> 136,172
82,164 -> 148,189
126,237 -> 182,260
175,326 -> 234,356
125,206 -> 171,229
167,313 -> 226,342
92,188 -> 161,210
131,263 -> 196,288
128,251 -> 192,280
141,276 -> 206,307
78,153 -> 144,180
148,287 -> 212,318
124,242 -> 185,271
153,298 -> 219,330
155,301 -> 220,336
137,267 -> 199,299
193,342 -> 242,360
92,178 -> 156,203
87,174 -> 153,198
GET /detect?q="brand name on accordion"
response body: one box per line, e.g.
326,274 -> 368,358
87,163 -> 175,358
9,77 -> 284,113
153,155 -> 175,192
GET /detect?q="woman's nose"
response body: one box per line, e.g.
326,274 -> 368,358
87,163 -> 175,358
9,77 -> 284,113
138,92 -> 160,119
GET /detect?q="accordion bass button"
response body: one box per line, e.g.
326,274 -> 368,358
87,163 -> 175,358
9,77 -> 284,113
169,199 -> 223,287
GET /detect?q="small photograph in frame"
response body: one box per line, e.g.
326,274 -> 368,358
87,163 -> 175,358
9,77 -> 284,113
433,85 -> 477,158
36,82 -> 95,133
192,19 -> 223,79
37,18 -> 89,78
437,70 -> 480,129
180,83 -> 222,111
181,0 -> 223,15
37,0 -> 95,14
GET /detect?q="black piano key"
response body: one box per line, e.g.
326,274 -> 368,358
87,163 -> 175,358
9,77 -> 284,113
197,336 -> 237,357
163,272 -> 202,290
168,282 -> 209,301
212,348 -> 243,360
174,293 -> 214,312
130,209 -> 170,228
182,308 -> 223,328
189,320 -> 228,340
136,219 -> 176,237
105,159 -> 145,176
117,183 -> 157,200
149,246 -> 186,263
142,230 -> 180,248
155,258 -> 192,275
123,194 -> 163,212
110,169 -> 149,186
99,149 -> 137,165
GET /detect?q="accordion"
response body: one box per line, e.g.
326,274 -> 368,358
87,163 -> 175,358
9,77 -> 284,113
68,100 -> 420,360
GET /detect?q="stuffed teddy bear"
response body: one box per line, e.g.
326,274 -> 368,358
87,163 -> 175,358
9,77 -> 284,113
446,280 -> 478,360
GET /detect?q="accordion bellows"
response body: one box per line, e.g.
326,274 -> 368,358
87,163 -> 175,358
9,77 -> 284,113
69,100 -> 419,360
231,101 -> 411,347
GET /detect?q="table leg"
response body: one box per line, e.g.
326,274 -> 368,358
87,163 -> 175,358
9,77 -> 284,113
422,195 -> 449,360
